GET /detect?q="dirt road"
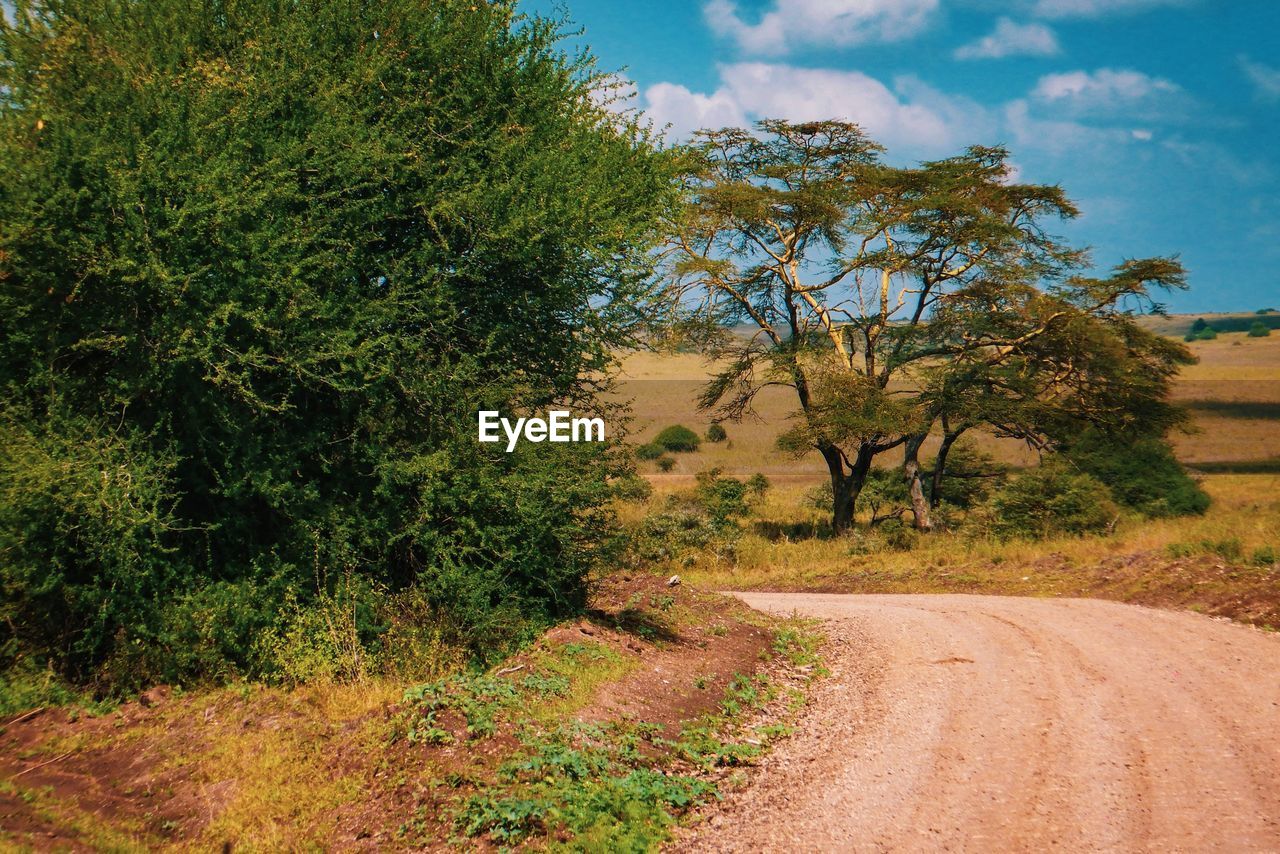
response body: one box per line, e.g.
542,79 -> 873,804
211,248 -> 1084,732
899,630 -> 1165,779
676,593 -> 1280,852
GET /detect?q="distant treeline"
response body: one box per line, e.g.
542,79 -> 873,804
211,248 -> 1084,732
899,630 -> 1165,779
1141,312 -> 1280,337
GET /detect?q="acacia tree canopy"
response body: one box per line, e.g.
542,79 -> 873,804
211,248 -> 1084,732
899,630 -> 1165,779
665,119 -> 1192,533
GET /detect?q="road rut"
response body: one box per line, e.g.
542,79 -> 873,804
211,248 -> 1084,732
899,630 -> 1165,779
676,593 -> 1280,852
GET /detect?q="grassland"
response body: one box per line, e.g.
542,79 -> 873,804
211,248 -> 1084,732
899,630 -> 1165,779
617,324 -> 1280,629
619,326 -> 1280,476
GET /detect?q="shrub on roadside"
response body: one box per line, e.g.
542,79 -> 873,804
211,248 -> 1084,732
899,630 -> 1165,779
981,461 -> 1120,540
693,468 -> 752,526
1061,431 -> 1209,517
657,456 -> 677,472
0,0 -> 677,693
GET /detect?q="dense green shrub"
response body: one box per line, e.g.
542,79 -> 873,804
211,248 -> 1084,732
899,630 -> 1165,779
1062,431 -> 1209,517
984,462 -> 1119,539
1248,321 -> 1271,337
693,469 -> 752,526
630,504 -> 731,565
0,415 -> 183,685
0,0 -> 676,689
705,423 -> 728,443
653,425 -> 701,453
930,442 -> 1007,509
636,443 -> 666,461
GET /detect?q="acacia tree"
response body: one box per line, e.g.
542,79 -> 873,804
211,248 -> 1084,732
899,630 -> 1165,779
666,120 -> 1189,533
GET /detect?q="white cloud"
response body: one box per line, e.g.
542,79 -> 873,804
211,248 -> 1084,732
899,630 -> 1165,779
1031,0 -> 1194,18
1240,56 -> 1280,100
703,0 -> 938,55
1003,98 -> 1130,155
1029,68 -> 1191,124
643,82 -> 747,136
955,18 -> 1060,60
643,63 -> 990,153
642,62 -> 1182,168
1032,68 -> 1178,103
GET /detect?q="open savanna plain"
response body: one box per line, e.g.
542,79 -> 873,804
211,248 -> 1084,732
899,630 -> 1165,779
617,323 -> 1280,629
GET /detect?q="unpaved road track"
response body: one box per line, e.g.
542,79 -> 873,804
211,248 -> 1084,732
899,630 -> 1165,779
676,594 -> 1280,852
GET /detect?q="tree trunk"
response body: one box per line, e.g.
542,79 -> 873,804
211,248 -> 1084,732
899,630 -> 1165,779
929,428 -> 964,509
902,433 -> 932,532
823,444 -> 873,535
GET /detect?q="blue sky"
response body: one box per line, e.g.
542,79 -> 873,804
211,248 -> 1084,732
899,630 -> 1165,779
528,0 -> 1280,313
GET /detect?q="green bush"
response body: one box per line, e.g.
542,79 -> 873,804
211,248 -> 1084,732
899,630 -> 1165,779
657,456 -> 677,472
1062,431 -> 1209,517
611,474 -> 654,501
653,425 -> 701,453
985,462 -> 1119,540
804,482 -> 834,511
0,415 -> 184,686
1248,321 -> 1271,338
746,473 -> 771,497
1186,326 -> 1218,341
636,443 -> 666,461
693,468 -> 752,526
626,470 -> 757,565
705,423 -> 728,443
630,504 -> 729,565
930,441 -> 1007,509
856,468 -> 909,524
0,0 -> 676,690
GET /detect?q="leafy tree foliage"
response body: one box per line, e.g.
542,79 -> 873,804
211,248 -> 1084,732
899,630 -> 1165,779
0,0 -> 676,686
665,120 -> 1193,533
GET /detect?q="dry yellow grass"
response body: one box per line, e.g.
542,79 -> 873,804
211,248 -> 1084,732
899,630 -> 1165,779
620,474 -> 1280,629
616,329 -> 1280,475
615,332 -> 1280,627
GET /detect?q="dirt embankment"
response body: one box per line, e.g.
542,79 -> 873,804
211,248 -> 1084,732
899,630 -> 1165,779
677,592 -> 1280,852
0,575 -> 773,850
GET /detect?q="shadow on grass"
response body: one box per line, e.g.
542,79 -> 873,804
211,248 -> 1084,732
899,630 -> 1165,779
1185,400 -> 1280,420
1187,458 -> 1280,474
752,519 -> 835,542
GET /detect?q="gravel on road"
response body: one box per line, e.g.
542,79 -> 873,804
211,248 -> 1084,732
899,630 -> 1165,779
674,593 -> 1280,852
